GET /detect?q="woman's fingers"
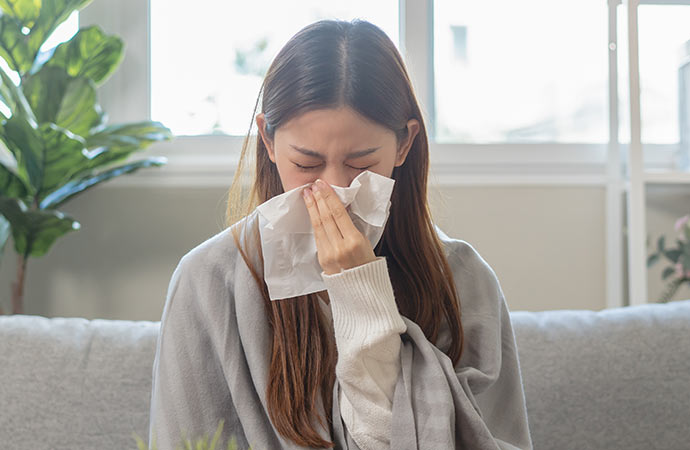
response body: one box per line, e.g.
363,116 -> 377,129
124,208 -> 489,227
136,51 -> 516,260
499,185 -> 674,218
310,180 -> 344,242
302,179 -> 377,274
302,185 -> 331,247
311,179 -> 360,240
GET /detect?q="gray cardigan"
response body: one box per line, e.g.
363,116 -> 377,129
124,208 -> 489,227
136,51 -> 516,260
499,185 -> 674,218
148,210 -> 533,449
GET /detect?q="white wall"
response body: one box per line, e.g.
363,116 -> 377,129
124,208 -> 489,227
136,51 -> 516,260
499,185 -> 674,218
2,177 -> 687,321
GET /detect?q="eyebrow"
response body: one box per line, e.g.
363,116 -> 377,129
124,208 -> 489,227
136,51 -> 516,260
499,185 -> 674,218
290,144 -> 380,159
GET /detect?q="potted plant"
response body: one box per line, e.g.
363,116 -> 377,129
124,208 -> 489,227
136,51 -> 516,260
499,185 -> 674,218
647,213 -> 690,302
0,0 -> 173,314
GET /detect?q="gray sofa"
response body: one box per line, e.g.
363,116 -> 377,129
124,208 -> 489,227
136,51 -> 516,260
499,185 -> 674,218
1,299 -> 689,450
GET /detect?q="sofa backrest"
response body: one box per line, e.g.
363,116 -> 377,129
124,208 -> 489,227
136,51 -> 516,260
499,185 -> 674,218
1,299 -> 689,450
511,299 -> 690,450
0,316 -> 159,450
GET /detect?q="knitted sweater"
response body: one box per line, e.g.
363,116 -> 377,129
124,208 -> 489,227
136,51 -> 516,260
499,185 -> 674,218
317,256 -> 407,450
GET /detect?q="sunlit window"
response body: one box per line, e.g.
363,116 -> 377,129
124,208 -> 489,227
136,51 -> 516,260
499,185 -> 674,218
434,0 -> 608,143
150,0 -> 398,136
634,5 -> 690,144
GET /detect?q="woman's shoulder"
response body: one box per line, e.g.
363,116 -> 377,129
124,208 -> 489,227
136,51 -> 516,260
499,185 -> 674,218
173,210 -> 261,288
162,211 -> 263,328
434,224 -> 494,273
433,223 -> 505,315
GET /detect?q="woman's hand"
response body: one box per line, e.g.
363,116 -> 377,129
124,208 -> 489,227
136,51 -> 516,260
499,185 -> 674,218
302,178 -> 377,275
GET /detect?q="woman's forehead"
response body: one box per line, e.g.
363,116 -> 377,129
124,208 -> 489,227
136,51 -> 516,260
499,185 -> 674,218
276,107 -> 394,146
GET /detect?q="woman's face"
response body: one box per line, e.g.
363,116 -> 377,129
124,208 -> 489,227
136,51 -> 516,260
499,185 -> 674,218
256,106 -> 420,192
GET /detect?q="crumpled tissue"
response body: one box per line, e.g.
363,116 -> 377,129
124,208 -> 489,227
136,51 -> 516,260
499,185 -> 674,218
256,170 -> 395,300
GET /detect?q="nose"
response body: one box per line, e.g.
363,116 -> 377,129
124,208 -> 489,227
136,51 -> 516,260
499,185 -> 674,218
318,169 -> 353,189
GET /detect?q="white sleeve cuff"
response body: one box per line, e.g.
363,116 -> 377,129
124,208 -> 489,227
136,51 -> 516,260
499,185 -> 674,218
321,256 -> 407,342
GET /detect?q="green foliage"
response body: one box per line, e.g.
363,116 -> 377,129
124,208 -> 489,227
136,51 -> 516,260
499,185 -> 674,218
647,214 -> 690,302
131,419 -> 252,450
0,0 -> 172,270
42,25 -> 123,84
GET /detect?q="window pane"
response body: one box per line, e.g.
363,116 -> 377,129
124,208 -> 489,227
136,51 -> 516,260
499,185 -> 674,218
434,0 -> 608,143
151,1 -> 398,136
636,5 -> 690,145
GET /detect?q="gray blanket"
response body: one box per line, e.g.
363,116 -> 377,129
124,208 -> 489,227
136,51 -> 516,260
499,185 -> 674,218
148,210 -> 533,449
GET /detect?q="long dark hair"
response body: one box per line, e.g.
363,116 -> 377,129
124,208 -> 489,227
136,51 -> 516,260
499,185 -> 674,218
225,19 -> 464,448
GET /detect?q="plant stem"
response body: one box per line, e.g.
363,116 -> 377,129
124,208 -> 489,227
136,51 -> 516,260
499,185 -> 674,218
10,197 -> 40,314
11,251 -> 27,314
659,277 -> 683,303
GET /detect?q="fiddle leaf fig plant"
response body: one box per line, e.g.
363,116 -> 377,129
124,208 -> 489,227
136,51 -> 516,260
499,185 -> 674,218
0,0 -> 173,315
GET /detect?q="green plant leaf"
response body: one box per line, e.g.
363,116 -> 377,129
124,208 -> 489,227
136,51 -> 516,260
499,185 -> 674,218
20,64 -> 69,121
39,156 -> 167,209
130,421 -> 250,450
25,0 -> 92,60
0,0 -> 41,29
22,65 -> 104,136
209,420 -> 224,450
646,252 -> 659,268
0,162 -> 30,198
661,266 -> 675,280
30,121 -> 171,209
0,14 -> 32,74
35,122 -> 87,199
0,137 -> 31,198
44,25 -> 123,85
2,117 -> 90,201
86,121 -> 174,149
0,65 -> 37,122
663,249 -> 681,263
2,113 -> 42,192
70,121 -> 172,176
657,235 -> 665,253
55,76 -> 102,136
0,195 -> 80,257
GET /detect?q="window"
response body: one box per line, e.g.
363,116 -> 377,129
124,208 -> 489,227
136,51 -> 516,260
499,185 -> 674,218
80,0 -> 690,184
150,0 -> 398,136
635,4 -> 690,144
433,0 -> 609,143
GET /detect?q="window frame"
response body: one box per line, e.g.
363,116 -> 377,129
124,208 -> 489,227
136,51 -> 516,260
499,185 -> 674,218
79,0 -> 684,188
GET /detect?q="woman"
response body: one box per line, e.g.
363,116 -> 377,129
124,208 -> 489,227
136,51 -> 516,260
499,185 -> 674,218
148,19 -> 533,450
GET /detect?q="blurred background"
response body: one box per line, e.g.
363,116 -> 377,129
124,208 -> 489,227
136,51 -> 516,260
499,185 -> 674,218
1,0 -> 689,320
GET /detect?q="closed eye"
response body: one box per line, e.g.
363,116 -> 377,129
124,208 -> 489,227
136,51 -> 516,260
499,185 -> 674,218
294,163 -> 371,171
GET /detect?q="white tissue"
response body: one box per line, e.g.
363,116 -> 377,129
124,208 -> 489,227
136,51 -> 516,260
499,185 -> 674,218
256,170 -> 395,301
